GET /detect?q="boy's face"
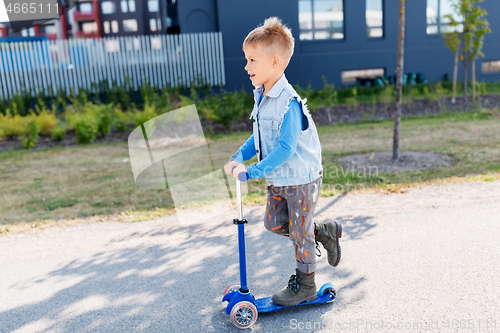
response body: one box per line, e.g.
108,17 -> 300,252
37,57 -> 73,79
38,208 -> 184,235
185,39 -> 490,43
243,43 -> 280,90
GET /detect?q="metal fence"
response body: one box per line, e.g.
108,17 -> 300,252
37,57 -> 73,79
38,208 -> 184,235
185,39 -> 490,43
0,32 -> 226,100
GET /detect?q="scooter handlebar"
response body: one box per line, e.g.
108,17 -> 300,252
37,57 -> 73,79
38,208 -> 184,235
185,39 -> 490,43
232,166 -> 249,182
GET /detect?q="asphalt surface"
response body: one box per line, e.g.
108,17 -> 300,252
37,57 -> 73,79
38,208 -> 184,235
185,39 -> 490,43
1,181 -> 499,333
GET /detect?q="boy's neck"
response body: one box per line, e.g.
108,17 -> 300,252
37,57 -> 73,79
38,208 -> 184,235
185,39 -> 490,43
262,72 -> 284,97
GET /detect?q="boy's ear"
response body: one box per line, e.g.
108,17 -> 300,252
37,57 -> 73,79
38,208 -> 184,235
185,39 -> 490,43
272,55 -> 280,67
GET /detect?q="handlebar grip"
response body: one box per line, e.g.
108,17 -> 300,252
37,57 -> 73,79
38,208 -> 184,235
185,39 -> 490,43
232,166 -> 249,182
238,172 -> 249,182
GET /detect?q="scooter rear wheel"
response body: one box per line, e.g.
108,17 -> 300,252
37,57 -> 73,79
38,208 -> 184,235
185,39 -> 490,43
319,282 -> 337,296
230,301 -> 258,329
223,283 -> 241,297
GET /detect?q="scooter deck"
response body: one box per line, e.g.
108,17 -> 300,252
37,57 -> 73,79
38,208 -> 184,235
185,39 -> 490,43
255,291 -> 336,313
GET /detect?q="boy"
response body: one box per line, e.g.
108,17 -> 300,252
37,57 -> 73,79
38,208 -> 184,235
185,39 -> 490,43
223,17 -> 342,306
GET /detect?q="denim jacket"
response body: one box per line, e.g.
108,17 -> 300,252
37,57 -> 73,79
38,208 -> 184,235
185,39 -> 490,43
250,73 -> 323,186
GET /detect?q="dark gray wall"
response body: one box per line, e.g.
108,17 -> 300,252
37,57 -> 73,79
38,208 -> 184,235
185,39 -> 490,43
184,0 -> 500,91
178,0 -> 218,33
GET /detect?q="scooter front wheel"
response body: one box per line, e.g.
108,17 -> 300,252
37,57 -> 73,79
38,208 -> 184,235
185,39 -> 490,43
230,301 -> 258,329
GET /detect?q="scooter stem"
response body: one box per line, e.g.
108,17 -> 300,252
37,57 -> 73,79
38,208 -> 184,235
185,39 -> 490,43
235,178 -> 248,292
236,179 -> 243,220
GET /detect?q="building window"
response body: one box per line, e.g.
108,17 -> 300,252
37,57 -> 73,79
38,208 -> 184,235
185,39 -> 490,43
299,0 -> 344,40
103,21 -> 110,34
82,22 -> 97,33
121,0 -> 128,13
148,0 -> 159,12
128,0 -> 136,12
366,0 -> 383,37
79,2 -> 93,13
22,27 -> 36,37
150,18 -> 157,32
482,60 -> 500,73
44,24 -> 57,35
341,68 -> 385,84
427,0 -> 462,34
150,18 -> 162,32
123,19 -> 138,32
111,20 -> 119,33
101,1 -> 116,14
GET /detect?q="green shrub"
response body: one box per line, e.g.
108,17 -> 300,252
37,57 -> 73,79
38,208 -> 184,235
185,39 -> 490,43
95,103 -> 114,138
135,103 -> 158,127
34,96 -> 48,114
51,125 -> 66,141
345,88 -> 358,109
35,109 -> 58,135
380,85 -> 394,105
294,81 -> 315,102
199,88 -> 247,131
104,78 -> 135,110
68,88 -> 89,109
179,95 -> 195,108
114,108 -> 133,132
0,99 -> 6,116
0,109 -> 26,138
476,81 -> 487,97
72,113 -> 98,144
318,76 -> 338,108
157,88 -> 177,111
10,91 -> 31,116
139,80 -> 158,107
56,88 -> 68,110
21,117 -> 40,149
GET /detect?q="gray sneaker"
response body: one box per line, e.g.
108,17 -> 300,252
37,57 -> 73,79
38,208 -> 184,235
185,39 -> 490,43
271,269 -> 317,306
315,222 -> 342,266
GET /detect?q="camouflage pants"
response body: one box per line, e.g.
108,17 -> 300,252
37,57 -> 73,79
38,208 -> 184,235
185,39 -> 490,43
264,176 -> 322,274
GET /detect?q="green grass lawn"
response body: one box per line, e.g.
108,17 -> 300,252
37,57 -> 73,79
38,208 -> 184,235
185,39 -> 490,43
1,109 -> 499,232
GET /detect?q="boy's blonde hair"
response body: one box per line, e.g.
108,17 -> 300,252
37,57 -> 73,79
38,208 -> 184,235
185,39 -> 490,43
243,17 -> 295,69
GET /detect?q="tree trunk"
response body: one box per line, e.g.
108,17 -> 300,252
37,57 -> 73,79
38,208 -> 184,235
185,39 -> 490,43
463,36 -> 468,104
452,51 -> 459,104
393,0 -> 405,161
472,58 -> 476,101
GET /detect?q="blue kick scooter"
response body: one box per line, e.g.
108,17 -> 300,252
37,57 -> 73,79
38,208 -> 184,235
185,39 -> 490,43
222,168 -> 337,329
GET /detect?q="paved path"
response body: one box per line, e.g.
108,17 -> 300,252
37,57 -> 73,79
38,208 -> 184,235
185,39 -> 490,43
1,180 -> 499,332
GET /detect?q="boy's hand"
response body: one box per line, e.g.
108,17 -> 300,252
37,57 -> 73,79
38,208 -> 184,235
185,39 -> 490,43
224,161 -> 240,175
231,164 -> 248,181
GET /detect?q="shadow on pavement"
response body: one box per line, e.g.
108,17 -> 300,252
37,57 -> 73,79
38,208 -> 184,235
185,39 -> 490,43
0,199 -> 375,332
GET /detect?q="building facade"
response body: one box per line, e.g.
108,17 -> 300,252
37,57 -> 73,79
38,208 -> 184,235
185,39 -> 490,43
176,0 -> 500,91
1,0 -> 499,91
0,0 -> 180,40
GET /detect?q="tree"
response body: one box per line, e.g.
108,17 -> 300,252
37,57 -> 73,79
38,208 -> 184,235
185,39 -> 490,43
443,13 -> 461,104
443,0 -> 490,103
467,2 -> 490,101
393,0 -> 405,161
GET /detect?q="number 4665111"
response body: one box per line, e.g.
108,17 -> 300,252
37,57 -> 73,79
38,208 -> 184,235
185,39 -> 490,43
5,2 -> 58,15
